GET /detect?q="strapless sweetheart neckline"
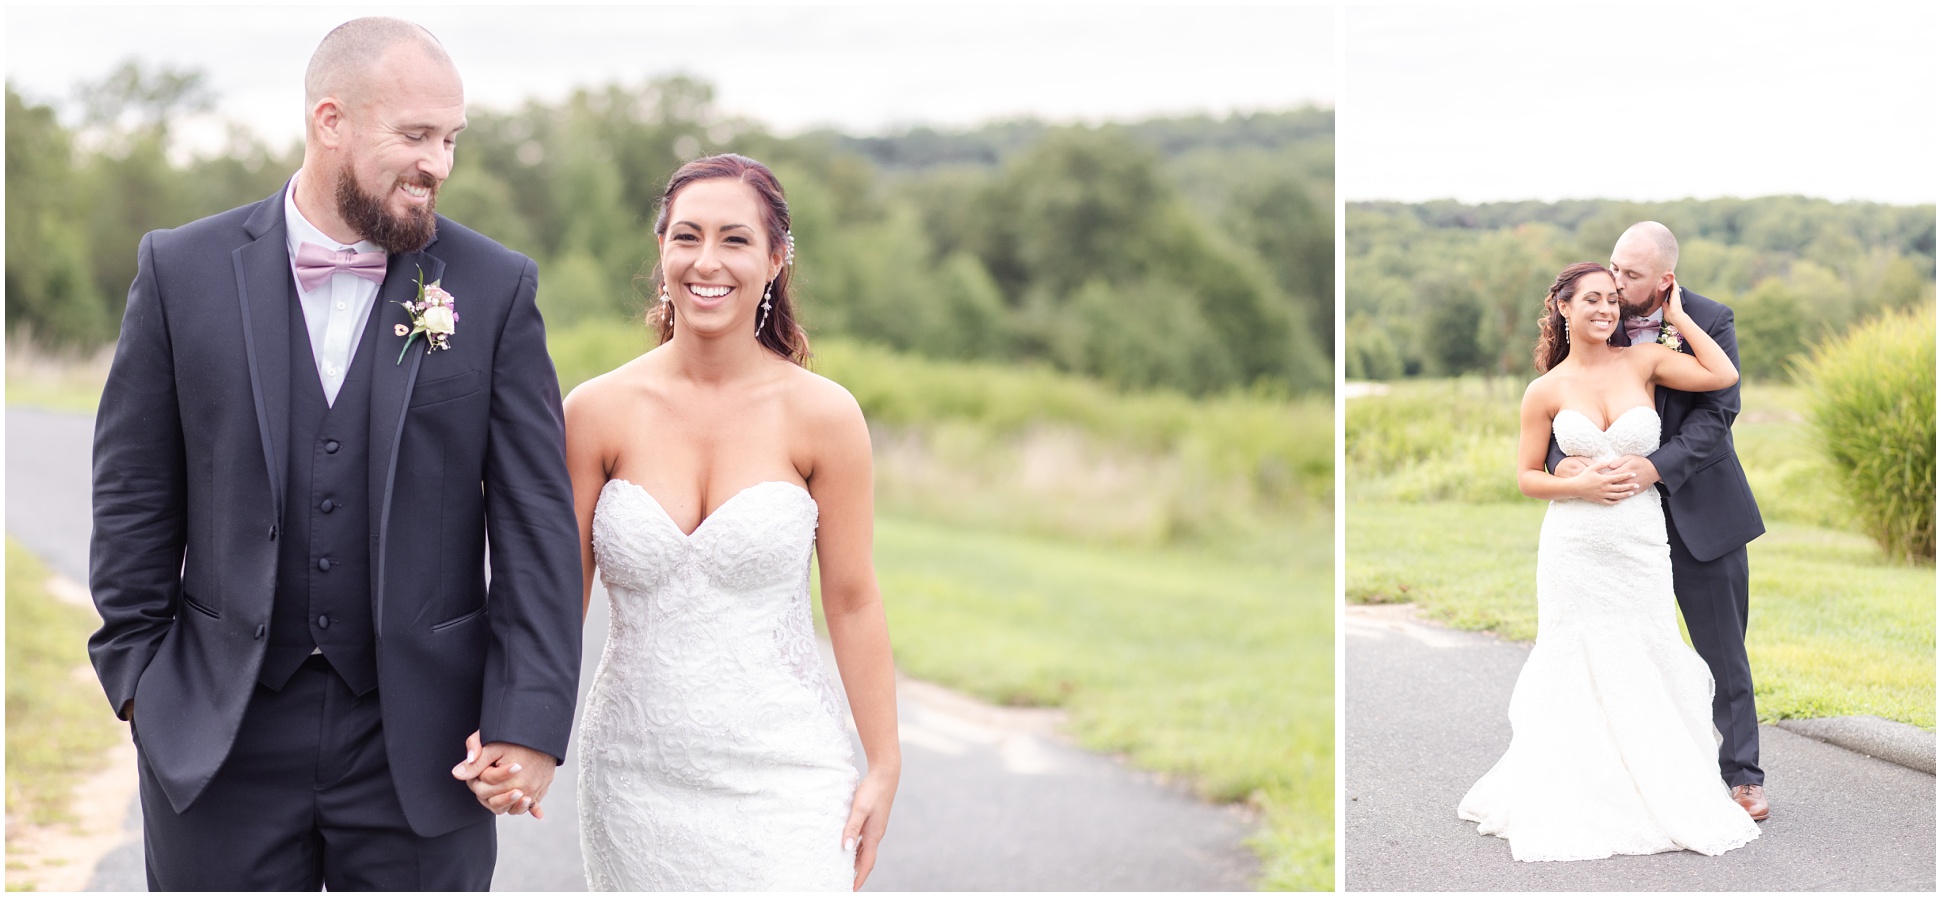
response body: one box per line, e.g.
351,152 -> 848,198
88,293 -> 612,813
1557,405 -> 1655,433
602,478 -> 810,539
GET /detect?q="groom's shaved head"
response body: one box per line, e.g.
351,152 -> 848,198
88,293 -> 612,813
305,17 -> 452,109
1617,221 -> 1680,272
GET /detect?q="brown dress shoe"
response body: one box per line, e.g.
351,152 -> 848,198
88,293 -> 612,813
1731,784 -> 1770,821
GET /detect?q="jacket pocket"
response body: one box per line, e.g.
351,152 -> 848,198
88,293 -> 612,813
180,592 -> 221,619
431,604 -> 488,632
409,369 -> 481,408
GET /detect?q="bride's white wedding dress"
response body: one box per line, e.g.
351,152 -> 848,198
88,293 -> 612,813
578,479 -> 857,890
1458,406 -> 1760,862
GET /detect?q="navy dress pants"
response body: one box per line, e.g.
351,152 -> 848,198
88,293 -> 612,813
1666,509 -> 1763,788
136,655 -> 495,890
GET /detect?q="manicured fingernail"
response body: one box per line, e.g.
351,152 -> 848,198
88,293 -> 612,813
453,764 -> 465,776
466,750 -> 477,763
844,838 -> 856,852
510,763 -> 522,773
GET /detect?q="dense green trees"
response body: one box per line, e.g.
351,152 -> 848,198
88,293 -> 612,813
7,66 -> 1332,396
1347,199 -> 1936,382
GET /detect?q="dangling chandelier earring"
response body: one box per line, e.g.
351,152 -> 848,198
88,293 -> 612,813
660,283 -> 673,332
1562,317 -> 1571,344
758,230 -> 792,337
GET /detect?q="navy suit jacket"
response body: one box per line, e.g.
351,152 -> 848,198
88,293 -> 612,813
88,183 -> 582,837
1548,287 -> 1765,562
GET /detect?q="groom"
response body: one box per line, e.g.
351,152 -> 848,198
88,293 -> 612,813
88,18 -> 582,889
1553,221 -> 1769,820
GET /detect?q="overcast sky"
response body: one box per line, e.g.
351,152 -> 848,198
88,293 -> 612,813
5,4 -> 1337,154
1343,4 -> 1937,204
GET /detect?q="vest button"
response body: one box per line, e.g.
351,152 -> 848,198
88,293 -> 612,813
318,557 -> 332,572
317,615 -> 331,629
324,440 -> 341,454
320,499 -> 335,513
254,624 -> 266,640
268,525 -> 278,541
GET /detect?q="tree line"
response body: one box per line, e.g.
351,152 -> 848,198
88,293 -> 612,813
6,64 -> 1333,396
1346,198 -> 1936,382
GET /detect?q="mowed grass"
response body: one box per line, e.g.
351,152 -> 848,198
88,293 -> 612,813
868,514 -> 1334,891
1348,502 -> 1935,729
5,538 -> 123,830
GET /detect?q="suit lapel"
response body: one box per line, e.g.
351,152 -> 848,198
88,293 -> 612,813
232,189 -> 296,522
368,248 -> 443,633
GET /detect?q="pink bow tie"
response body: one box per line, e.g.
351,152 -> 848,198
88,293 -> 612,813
1625,317 -> 1660,344
294,241 -> 387,292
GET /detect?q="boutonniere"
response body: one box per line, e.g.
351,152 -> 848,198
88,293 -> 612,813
1657,323 -> 1683,351
394,268 -> 458,363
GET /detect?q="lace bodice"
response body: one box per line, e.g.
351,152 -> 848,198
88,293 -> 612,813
1553,405 -> 1660,465
578,479 -> 857,891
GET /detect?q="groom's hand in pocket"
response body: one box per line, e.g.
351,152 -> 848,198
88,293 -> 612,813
452,729 -> 557,818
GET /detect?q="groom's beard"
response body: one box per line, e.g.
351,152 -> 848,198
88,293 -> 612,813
1620,287 -> 1664,319
337,164 -> 439,254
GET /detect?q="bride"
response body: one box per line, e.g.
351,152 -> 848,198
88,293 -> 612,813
562,154 -> 899,890
1457,261 -> 1761,861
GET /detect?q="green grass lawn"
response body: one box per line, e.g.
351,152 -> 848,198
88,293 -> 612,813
4,375 -> 104,414
863,514 -> 1334,891
1348,501 -> 1935,729
5,538 -> 124,831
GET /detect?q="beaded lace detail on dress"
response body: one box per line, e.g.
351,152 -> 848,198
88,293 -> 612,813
1457,407 -> 1760,861
579,479 -> 857,890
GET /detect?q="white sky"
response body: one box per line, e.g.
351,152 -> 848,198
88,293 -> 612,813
5,4 -> 1338,154
1343,3 -> 1938,204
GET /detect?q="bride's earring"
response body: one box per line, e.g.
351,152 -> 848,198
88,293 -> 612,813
757,281 -> 773,335
661,284 -> 673,332
1562,317 -> 1571,343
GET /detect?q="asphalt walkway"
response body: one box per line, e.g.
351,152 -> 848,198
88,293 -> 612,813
1344,603 -> 1936,891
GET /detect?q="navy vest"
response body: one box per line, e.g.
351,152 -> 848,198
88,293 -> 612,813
258,305 -> 382,694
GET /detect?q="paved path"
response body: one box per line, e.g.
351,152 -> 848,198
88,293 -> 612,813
1344,603 -> 1936,892
8,406 -> 1259,890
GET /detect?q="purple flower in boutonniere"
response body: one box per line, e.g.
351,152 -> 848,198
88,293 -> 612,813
1657,323 -> 1683,351
395,267 -> 459,363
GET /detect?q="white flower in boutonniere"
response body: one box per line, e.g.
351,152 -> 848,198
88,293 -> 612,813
1657,323 -> 1683,351
396,268 -> 459,363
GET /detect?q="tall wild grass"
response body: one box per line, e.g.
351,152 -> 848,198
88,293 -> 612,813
1795,303 -> 1936,562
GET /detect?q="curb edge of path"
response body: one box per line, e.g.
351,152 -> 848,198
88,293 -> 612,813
1775,716 -> 1936,775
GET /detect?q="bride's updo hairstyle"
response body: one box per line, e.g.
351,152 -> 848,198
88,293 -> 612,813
1534,261 -> 1621,373
647,153 -> 810,366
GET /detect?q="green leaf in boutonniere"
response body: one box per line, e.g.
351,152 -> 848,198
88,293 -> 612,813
395,267 -> 459,364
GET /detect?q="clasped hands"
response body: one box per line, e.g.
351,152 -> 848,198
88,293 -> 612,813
1555,454 -> 1660,505
452,730 -> 556,818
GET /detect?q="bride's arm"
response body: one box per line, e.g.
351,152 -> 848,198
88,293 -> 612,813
562,379 -> 614,619
1641,284 -> 1738,394
1517,379 -> 1637,503
803,379 -> 900,892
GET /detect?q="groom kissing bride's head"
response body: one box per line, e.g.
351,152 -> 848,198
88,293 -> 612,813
1609,220 -> 1680,320
302,17 -> 460,253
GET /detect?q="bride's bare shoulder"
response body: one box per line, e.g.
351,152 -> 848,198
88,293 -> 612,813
780,363 -> 866,432
1522,371 -> 1561,407
564,351 -> 658,427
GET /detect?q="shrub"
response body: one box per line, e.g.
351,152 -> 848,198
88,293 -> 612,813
1795,303 -> 1936,561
